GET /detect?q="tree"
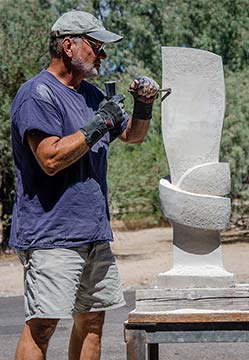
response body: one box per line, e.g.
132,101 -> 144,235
93,0 -> 249,224
1,0 -> 249,244
221,67 -> 249,226
92,0 -> 249,79
0,0 -> 53,250
0,0 -> 96,250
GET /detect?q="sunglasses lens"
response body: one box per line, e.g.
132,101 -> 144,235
84,38 -> 105,54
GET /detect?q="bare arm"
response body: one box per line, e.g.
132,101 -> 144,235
119,118 -> 150,144
27,130 -> 89,176
27,96 -> 127,176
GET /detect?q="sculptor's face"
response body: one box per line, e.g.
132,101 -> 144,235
72,37 -> 106,79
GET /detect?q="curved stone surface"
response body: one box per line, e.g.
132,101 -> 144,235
159,178 -> 231,230
177,162 -> 231,195
161,47 -> 225,185
157,47 -> 233,288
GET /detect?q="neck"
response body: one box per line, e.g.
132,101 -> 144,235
47,58 -> 84,90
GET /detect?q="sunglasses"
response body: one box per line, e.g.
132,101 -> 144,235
83,37 -> 105,55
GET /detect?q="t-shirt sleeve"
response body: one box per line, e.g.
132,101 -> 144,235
17,97 -> 63,142
109,112 -> 129,142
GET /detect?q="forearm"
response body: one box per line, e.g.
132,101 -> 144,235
27,96 -> 126,176
28,130 -> 89,176
119,118 -> 150,144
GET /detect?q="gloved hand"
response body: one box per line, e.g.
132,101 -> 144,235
129,76 -> 159,120
80,94 -> 126,147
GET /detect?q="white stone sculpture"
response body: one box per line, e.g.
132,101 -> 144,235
159,47 -> 234,288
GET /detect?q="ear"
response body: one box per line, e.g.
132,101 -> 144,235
62,37 -> 74,58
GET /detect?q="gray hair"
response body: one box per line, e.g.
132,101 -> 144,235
49,36 -> 83,58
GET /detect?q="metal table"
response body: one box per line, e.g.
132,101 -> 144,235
124,311 -> 249,360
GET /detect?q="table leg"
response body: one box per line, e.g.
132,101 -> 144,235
148,343 -> 159,360
125,329 -> 146,360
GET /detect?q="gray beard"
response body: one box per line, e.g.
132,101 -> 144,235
71,56 -> 98,79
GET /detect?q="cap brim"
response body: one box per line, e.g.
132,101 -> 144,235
86,29 -> 122,43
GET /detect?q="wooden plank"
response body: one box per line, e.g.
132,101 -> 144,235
128,311 -> 249,323
135,287 -> 249,312
136,287 -> 249,301
136,299 -> 249,312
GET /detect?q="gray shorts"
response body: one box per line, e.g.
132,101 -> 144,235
17,242 -> 125,321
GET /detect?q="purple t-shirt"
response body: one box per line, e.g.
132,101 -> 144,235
10,70 -> 128,250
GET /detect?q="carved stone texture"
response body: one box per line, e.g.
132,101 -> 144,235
159,47 -> 234,288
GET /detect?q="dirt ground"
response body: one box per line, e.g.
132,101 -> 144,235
1,226 -> 249,297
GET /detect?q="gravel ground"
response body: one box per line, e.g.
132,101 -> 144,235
1,226 -> 249,297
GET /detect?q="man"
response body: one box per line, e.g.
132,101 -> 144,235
10,10 -> 159,360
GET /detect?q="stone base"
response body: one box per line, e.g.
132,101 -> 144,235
135,285 -> 249,313
158,266 -> 234,289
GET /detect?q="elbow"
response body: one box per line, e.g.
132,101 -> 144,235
41,159 -> 59,176
45,169 -> 58,177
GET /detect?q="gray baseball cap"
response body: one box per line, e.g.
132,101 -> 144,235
51,10 -> 123,43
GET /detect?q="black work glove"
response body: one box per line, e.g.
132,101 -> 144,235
80,94 -> 126,147
129,76 -> 159,120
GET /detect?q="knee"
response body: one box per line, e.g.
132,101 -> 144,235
74,311 -> 105,334
27,318 -> 59,345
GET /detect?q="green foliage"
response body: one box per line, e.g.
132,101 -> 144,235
0,0 -> 54,245
94,0 -> 249,79
221,67 -> 249,221
0,0 -> 83,244
108,95 -> 167,223
95,0 -> 249,223
0,0 -> 249,236
52,0 -> 94,15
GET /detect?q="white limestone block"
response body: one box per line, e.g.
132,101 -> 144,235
156,47 -> 233,288
158,266 -> 234,289
161,47 -> 225,185
177,162 -> 231,195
